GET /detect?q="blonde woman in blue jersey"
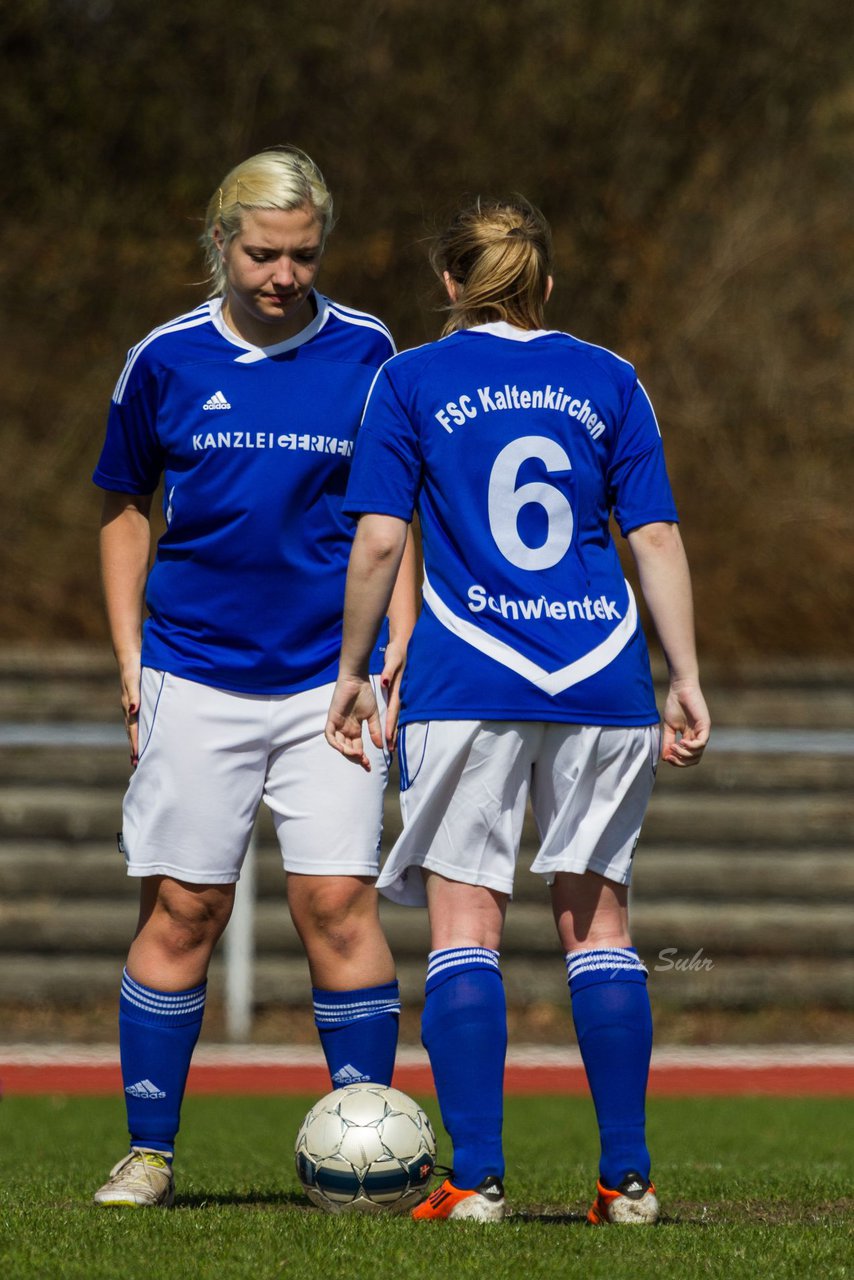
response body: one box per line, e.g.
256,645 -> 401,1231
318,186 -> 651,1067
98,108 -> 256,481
327,197 -> 710,1224
92,147 -> 417,1207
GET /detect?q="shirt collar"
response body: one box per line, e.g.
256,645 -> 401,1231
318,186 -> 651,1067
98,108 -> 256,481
210,293 -> 329,362
466,320 -> 556,342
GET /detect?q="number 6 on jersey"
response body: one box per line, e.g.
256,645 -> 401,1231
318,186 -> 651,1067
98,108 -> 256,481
487,435 -> 573,571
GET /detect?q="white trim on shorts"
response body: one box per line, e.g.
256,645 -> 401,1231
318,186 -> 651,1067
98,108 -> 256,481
376,719 -> 659,907
121,669 -> 389,884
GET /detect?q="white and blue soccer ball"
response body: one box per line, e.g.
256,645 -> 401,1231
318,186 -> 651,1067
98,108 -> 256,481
295,1082 -> 436,1214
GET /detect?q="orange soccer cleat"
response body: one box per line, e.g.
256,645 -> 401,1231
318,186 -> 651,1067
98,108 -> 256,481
587,1171 -> 659,1225
412,1175 -> 506,1222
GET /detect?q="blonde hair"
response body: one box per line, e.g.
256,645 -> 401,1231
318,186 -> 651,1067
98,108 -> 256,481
430,197 -> 553,335
201,146 -> 334,296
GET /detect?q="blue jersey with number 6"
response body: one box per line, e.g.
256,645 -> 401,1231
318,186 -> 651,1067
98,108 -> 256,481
344,321 -> 679,726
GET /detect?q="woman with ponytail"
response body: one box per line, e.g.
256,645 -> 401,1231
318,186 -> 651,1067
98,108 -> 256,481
327,196 -> 710,1224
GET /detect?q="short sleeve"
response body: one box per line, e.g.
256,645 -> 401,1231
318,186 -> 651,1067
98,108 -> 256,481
92,361 -> 163,494
344,366 -> 421,521
608,380 -> 679,536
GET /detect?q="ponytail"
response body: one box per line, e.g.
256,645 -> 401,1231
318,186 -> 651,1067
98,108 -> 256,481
430,197 -> 553,335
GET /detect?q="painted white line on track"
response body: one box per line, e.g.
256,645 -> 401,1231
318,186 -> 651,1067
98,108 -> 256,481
1,1043 -> 853,1069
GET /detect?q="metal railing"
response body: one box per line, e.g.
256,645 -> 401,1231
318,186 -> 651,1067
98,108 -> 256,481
2,721 -> 853,1040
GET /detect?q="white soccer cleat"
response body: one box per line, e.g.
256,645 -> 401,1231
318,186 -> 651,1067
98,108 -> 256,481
93,1147 -> 175,1208
587,1171 -> 659,1224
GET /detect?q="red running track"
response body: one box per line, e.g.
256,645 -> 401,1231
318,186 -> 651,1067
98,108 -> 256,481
2,1061 -> 853,1097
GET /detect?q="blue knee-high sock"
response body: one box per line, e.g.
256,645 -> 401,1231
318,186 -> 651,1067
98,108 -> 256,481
313,981 -> 400,1087
119,968 -> 207,1156
421,948 -> 506,1189
567,947 -> 652,1188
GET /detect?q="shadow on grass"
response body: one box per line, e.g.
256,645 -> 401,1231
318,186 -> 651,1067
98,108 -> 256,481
509,1209 -> 589,1225
172,1199 -> 709,1223
511,1207 -> 713,1226
175,1190 -> 311,1210
175,1195 -> 843,1225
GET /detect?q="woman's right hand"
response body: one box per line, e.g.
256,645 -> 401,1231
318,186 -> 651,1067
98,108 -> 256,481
99,491 -> 153,769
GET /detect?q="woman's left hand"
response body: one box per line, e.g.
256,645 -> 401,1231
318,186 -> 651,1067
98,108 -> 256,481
379,636 -> 408,753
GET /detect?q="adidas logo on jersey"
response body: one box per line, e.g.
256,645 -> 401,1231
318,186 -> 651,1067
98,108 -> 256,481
331,1064 -> 370,1085
202,391 -> 231,411
125,1078 -> 167,1100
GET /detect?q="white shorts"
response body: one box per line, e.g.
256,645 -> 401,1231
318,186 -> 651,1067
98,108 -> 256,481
376,720 -> 659,906
121,669 -> 389,884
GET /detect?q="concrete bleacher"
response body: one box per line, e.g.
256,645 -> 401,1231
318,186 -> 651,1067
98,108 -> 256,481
0,648 -> 852,1014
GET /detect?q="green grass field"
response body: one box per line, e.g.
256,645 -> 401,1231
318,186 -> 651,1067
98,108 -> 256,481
1,1093 -> 850,1280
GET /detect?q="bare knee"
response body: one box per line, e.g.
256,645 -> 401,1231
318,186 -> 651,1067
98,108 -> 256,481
138,878 -> 235,959
551,870 -> 632,953
289,876 -> 380,961
424,873 -> 507,951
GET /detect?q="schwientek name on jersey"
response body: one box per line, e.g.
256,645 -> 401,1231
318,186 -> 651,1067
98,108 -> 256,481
434,385 -> 606,439
467,585 -> 623,624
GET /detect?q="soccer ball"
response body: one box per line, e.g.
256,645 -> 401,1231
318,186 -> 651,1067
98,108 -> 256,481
295,1082 -> 436,1214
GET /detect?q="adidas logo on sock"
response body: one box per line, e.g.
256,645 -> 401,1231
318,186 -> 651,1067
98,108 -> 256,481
331,1064 -> 370,1085
125,1078 -> 167,1100
202,391 -> 231,410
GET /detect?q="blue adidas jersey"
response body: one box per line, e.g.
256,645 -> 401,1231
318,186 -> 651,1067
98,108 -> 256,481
345,321 -> 678,726
94,294 -> 394,694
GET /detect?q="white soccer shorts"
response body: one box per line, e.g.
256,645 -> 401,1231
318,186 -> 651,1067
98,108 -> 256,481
376,719 -> 660,906
120,669 -> 389,884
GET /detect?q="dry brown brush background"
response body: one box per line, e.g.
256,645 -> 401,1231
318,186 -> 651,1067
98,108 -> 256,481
2,0 -> 852,660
